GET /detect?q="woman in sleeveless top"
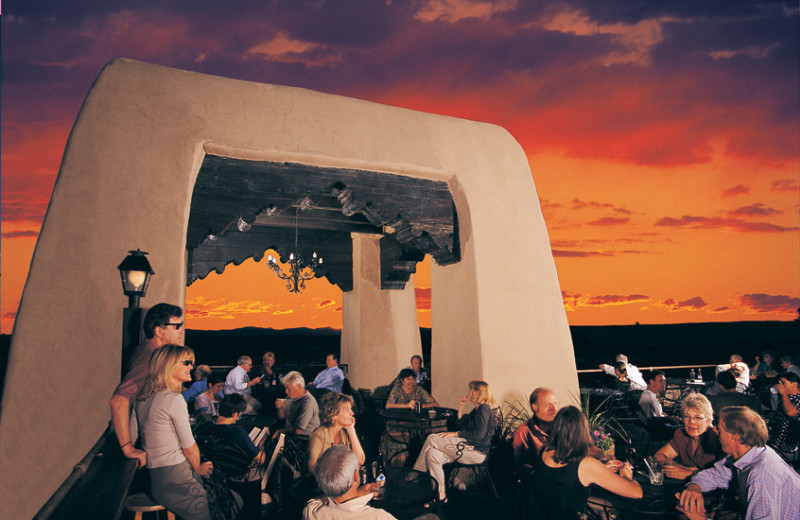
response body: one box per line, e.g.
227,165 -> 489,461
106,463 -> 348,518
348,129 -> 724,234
530,406 -> 642,519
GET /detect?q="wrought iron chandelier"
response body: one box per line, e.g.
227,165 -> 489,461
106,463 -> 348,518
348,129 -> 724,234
266,208 -> 323,293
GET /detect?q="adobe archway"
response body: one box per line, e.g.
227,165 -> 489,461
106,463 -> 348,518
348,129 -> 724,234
0,59 -> 577,517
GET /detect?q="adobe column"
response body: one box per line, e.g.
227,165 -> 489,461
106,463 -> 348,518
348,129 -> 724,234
341,233 -> 422,390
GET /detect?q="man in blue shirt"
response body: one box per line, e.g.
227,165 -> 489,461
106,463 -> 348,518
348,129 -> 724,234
677,406 -> 800,520
182,364 -> 211,403
308,353 -> 345,396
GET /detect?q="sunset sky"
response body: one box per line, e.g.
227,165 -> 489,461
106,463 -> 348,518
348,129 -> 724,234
2,0 -> 798,334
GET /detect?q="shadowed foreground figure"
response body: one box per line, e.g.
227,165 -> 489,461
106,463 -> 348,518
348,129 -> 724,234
304,445 -> 395,520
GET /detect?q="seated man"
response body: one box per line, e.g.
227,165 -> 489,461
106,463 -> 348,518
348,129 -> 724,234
308,353 -> 345,396
304,445 -> 395,520
224,355 -> 262,414
677,406 -> 800,520
709,370 -> 761,419
599,353 -> 647,390
182,364 -> 211,403
513,387 -> 558,477
394,355 -> 430,390
607,361 -> 647,391
714,354 -> 750,390
385,368 -> 438,409
273,371 -> 321,438
639,370 -> 667,418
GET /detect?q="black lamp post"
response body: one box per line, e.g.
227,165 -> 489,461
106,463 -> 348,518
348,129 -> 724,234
117,249 -> 154,376
117,249 -> 154,308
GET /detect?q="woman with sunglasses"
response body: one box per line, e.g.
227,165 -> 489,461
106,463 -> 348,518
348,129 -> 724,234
654,392 -> 722,480
133,345 -> 216,520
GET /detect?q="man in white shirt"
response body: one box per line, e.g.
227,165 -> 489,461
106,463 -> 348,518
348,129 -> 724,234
600,354 -> 647,390
224,356 -> 262,414
304,445 -> 396,520
639,370 -> 667,418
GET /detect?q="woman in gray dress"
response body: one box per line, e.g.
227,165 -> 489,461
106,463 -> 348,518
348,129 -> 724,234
133,345 -> 213,520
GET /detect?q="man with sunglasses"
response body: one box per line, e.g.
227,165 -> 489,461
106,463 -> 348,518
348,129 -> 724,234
110,303 -> 184,468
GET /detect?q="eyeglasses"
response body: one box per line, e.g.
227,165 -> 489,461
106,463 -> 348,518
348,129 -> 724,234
162,322 -> 184,330
683,414 -> 707,422
181,360 -> 195,367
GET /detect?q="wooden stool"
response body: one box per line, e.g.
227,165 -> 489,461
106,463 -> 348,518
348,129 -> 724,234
123,492 -> 176,520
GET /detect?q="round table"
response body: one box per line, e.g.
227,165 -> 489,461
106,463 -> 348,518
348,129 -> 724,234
379,408 -> 455,466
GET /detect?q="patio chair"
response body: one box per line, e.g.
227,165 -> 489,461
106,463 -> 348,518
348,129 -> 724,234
444,406 -> 502,500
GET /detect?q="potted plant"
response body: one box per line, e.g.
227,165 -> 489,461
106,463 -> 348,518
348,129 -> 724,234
580,391 -> 630,461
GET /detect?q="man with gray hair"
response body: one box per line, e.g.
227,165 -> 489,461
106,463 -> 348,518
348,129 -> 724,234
304,445 -> 396,520
224,355 -> 262,414
677,406 -> 800,520
272,370 -> 320,438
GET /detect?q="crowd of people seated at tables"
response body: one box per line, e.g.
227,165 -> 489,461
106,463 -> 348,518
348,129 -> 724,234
111,306 -> 800,519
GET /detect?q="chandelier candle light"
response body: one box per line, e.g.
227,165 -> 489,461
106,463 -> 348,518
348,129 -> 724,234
266,208 -> 323,293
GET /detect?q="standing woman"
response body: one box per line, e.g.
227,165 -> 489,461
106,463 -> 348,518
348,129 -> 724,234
307,392 -> 367,472
133,345 -> 214,520
413,380 -> 495,502
531,406 -> 642,519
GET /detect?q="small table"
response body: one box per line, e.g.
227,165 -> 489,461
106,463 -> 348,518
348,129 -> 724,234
590,472 -> 685,519
379,408 -> 455,465
373,466 -> 438,520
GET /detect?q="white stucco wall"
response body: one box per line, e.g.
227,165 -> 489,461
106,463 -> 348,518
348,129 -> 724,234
0,59 -> 576,518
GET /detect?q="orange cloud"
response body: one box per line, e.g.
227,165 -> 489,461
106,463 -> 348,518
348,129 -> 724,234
414,0 -> 518,23
562,292 -> 649,311
415,287 -> 432,311
1,230 -> 39,238
739,293 -> 800,314
655,215 -> 798,233
728,204 -> 782,217
771,179 -> 799,192
722,184 -> 751,197
657,297 -> 709,312
586,217 -> 630,226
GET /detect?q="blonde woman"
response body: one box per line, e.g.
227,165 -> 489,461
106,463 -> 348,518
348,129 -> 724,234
307,392 -> 366,472
133,345 -> 214,520
413,380 -> 496,502
655,392 -> 722,480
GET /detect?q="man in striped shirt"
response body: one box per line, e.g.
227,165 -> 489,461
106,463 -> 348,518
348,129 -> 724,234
677,406 -> 800,520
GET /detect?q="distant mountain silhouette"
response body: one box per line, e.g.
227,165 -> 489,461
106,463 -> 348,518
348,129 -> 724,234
0,321 -> 797,402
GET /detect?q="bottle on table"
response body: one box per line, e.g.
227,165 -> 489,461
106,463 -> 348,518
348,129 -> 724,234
374,452 -> 386,499
697,370 -> 703,382
689,369 -> 696,381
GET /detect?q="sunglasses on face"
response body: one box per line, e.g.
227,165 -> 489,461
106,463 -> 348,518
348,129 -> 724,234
181,360 -> 195,367
163,322 -> 184,330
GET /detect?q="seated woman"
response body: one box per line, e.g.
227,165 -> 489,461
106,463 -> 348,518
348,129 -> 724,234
194,372 -> 225,420
655,392 -> 722,480
307,392 -> 366,472
530,406 -> 642,520
386,368 -> 438,410
413,380 -> 495,502
769,371 -> 800,452
132,345 -> 215,520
